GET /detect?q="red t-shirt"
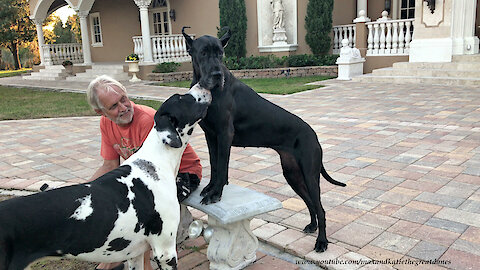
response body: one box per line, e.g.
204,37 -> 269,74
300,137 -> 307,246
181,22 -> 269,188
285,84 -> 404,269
100,102 -> 202,179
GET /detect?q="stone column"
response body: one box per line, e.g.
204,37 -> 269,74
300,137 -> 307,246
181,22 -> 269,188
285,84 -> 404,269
353,10 -> 369,58
77,11 -> 92,65
135,0 -> 154,63
356,0 -> 369,20
410,0 -> 479,62
31,17 -> 46,65
451,0 -> 479,55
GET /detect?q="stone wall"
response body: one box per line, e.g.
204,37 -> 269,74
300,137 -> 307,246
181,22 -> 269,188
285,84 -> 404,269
147,66 -> 337,82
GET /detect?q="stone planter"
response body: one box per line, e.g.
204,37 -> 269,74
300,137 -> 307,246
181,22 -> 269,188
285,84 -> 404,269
126,60 -> 141,82
62,64 -> 73,75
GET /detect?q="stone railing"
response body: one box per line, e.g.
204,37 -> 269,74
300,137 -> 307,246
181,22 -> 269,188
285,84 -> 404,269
133,34 -> 194,63
42,43 -> 83,65
366,18 -> 414,56
333,24 -> 356,54
332,16 -> 414,57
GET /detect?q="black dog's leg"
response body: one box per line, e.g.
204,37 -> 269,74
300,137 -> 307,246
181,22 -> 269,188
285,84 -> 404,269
298,144 -> 329,252
0,242 -> 9,270
277,150 -> 318,233
201,128 -> 233,204
200,132 -> 218,197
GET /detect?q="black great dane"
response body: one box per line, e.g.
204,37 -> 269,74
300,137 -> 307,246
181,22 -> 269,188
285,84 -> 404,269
182,27 -> 346,252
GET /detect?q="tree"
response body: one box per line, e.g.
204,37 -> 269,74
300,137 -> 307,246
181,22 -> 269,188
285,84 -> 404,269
67,15 -> 82,43
0,0 -> 36,69
305,0 -> 334,55
218,0 -> 247,59
52,17 -> 75,43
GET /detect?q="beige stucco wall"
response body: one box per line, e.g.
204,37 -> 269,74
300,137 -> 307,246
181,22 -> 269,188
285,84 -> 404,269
364,55 -> 409,73
332,0 -> 356,25
88,0 -> 140,62
368,0 -> 386,21
169,0 -> 219,37
413,0 -> 453,39
87,0 -> 219,63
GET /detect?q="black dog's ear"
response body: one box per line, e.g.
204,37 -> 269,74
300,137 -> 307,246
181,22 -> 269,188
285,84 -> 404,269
154,115 -> 182,148
219,26 -> 231,48
182,26 -> 193,55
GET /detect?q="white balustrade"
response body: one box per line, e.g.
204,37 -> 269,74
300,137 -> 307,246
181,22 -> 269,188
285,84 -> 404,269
366,18 -> 414,56
41,43 -> 84,65
132,34 -> 194,63
332,25 -> 356,54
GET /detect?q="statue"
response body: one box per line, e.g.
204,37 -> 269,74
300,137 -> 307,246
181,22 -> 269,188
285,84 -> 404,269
271,0 -> 285,30
339,39 -> 361,60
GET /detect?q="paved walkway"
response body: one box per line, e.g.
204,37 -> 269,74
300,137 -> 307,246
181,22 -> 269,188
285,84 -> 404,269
1,76 -> 479,270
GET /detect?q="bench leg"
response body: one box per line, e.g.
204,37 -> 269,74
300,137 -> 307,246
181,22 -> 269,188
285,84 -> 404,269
177,205 -> 194,244
206,217 -> 257,270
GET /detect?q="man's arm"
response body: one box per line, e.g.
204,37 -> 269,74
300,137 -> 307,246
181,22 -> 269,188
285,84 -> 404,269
89,158 -> 120,181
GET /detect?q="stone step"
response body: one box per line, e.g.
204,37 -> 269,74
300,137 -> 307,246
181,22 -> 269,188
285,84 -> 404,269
91,64 -> 126,70
372,67 -> 480,78
393,61 -> 480,71
353,74 -> 480,86
65,63 -> 130,82
66,73 -> 130,82
452,54 -> 480,62
23,75 -> 66,81
37,69 -> 68,75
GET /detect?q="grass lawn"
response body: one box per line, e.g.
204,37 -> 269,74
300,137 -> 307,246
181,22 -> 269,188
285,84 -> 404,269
0,68 -> 32,78
0,86 -> 162,120
157,75 -> 333,95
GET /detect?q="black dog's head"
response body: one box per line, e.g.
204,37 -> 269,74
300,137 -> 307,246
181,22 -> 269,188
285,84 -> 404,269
183,26 -> 231,90
154,90 -> 210,148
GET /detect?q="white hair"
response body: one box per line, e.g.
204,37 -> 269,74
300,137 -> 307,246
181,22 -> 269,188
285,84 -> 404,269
86,75 -> 127,110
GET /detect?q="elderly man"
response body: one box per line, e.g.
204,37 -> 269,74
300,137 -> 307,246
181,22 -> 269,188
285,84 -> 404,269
87,75 -> 202,270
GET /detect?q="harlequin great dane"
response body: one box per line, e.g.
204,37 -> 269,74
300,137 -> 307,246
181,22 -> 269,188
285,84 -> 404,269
0,85 -> 210,270
182,27 -> 346,252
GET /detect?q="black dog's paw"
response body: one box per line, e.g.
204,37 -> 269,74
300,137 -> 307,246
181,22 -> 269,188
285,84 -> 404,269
200,184 -> 214,197
200,191 -> 222,205
314,240 -> 328,253
303,223 -> 318,233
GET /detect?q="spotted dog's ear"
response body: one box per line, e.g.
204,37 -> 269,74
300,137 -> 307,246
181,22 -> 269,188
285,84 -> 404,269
154,115 -> 182,148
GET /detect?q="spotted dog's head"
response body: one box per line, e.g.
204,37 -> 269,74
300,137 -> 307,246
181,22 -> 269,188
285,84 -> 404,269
154,86 -> 210,148
182,26 -> 231,91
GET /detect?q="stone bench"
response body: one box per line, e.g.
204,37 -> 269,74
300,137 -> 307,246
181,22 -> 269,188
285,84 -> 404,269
181,180 -> 282,270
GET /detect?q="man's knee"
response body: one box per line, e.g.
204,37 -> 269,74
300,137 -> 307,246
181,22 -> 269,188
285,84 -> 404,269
176,173 -> 200,202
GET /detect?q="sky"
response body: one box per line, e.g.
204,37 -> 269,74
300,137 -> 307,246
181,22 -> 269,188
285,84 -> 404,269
43,5 -> 75,30
53,6 -> 76,24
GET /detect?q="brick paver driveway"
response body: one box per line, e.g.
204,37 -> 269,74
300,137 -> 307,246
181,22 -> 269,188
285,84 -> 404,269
1,79 -> 479,269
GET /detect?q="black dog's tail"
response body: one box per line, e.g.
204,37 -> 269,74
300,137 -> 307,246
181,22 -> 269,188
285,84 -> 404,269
321,167 -> 346,187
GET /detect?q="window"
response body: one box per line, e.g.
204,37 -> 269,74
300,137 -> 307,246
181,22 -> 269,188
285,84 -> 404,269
400,0 -> 415,19
150,0 -> 171,35
90,13 -> 103,47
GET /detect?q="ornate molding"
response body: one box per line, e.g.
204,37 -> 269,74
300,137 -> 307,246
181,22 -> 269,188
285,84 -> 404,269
134,0 -> 153,9
75,10 -> 90,19
29,16 -> 45,25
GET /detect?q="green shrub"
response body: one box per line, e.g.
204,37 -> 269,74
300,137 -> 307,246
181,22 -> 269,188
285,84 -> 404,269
318,54 -> 339,66
219,0 -> 247,58
285,54 -> 320,67
305,0 -> 334,55
224,55 -> 285,70
152,62 -> 181,73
